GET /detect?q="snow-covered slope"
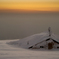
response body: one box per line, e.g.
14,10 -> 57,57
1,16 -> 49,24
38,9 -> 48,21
8,32 -> 59,49
0,40 -> 59,59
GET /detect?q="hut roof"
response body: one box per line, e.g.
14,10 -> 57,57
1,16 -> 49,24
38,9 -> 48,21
20,32 -> 59,48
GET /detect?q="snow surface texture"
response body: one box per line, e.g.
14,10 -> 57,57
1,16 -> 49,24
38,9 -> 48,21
0,40 -> 59,59
8,32 -> 59,49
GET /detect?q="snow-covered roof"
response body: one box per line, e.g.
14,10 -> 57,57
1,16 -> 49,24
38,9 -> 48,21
19,32 -> 59,48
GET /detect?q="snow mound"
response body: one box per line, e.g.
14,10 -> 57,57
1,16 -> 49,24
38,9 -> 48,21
8,32 -> 59,49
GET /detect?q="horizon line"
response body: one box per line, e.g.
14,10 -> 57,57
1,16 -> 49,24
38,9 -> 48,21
0,9 -> 59,13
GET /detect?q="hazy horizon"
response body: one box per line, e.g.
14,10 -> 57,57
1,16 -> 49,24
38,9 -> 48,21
0,12 -> 59,39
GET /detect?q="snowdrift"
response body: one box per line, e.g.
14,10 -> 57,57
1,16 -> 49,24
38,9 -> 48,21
8,32 -> 59,49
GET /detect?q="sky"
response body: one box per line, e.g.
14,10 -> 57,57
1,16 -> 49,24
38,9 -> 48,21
0,0 -> 59,39
0,0 -> 59,12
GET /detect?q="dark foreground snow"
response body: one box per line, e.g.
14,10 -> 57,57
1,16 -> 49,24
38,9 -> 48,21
0,40 -> 59,59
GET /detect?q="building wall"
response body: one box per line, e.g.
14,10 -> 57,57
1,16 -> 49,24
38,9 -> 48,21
33,39 -> 59,49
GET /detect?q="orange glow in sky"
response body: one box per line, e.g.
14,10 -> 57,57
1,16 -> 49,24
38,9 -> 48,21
0,0 -> 59,12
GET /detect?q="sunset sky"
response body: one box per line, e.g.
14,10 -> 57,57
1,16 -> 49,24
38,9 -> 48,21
0,0 -> 59,12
